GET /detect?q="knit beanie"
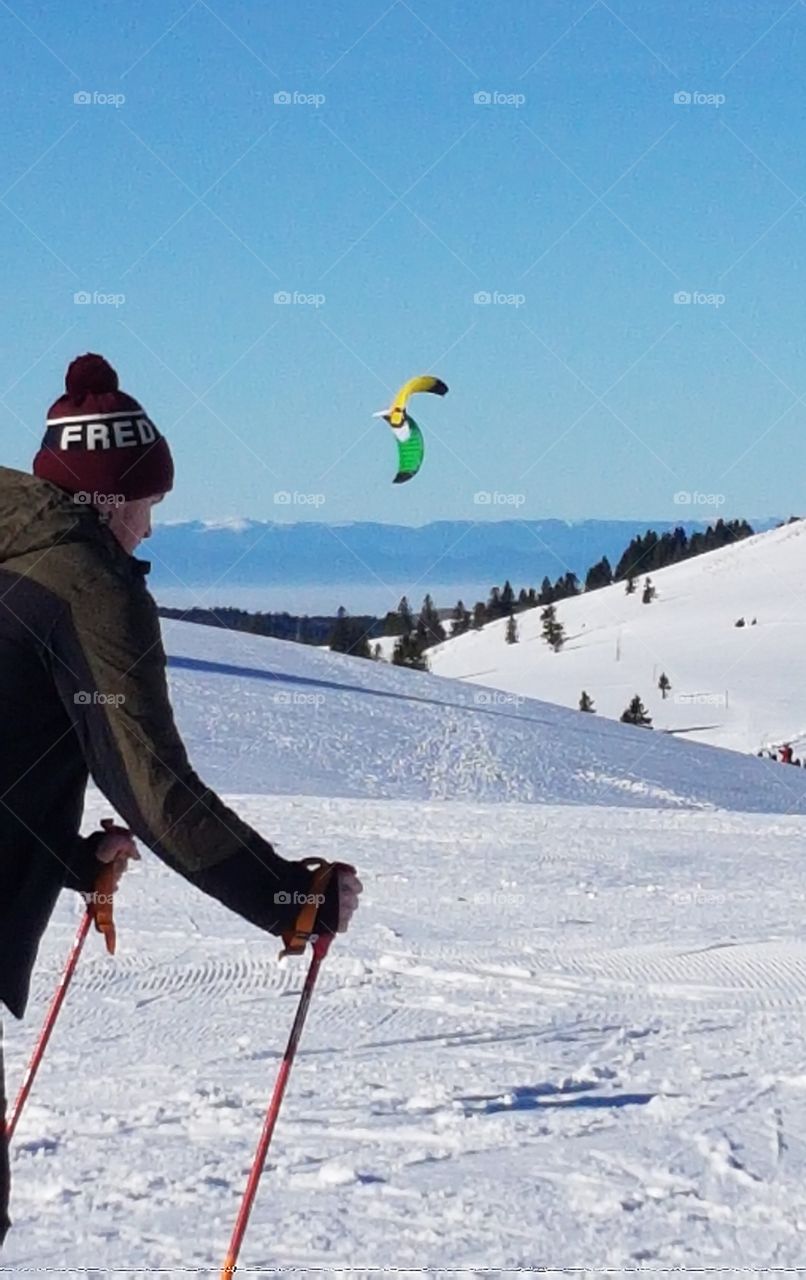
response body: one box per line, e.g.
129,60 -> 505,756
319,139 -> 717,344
33,354 -> 174,502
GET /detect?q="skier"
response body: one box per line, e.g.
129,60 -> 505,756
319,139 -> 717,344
0,354 -> 362,1245
780,743 -> 794,765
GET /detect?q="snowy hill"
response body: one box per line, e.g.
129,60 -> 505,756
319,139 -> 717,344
7,619 -> 806,1274
429,519 -> 806,756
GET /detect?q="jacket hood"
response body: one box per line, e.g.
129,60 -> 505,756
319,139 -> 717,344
0,467 -> 133,570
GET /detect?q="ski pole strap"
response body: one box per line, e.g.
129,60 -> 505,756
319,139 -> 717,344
89,861 -> 117,956
280,859 -> 337,958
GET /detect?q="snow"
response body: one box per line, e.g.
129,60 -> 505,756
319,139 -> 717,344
428,518 -> 806,755
5,611 -> 806,1273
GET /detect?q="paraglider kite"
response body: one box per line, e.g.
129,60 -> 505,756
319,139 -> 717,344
374,374 -> 448,484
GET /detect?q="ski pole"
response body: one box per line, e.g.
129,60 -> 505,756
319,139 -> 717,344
220,931 -> 333,1279
5,908 -> 92,1144
5,821 -> 123,1143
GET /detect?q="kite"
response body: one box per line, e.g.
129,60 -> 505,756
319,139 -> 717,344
374,374 -> 448,484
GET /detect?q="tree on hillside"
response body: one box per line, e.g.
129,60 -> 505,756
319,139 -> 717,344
538,576 -> 555,606
658,672 -> 671,700
329,606 -> 371,659
419,594 -> 446,648
541,604 -> 565,652
585,556 -> 613,592
505,613 -> 519,644
579,690 -> 595,713
451,600 -> 471,637
392,632 -> 428,670
620,695 -> 652,728
397,596 -> 415,636
472,601 -> 488,630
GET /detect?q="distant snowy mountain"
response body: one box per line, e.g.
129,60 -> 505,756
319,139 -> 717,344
148,517 -> 781,598
428,518 -> 806,756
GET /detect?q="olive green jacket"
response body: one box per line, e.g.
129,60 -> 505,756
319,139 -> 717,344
0,468 -> 311,1017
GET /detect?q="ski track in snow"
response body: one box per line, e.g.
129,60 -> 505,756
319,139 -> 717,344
5,622 -> 806,1274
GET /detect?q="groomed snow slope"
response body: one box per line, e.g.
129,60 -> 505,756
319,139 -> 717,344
5,620 -> 806,1276
429,518 -> 806,755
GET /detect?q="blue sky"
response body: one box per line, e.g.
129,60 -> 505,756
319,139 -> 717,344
1,0 -> 805,524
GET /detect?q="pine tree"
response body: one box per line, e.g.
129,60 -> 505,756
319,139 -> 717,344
451,600 -> 471,637
398,596 -> 414,636
419,594 -> 446,648
620,695 -> 652,728
541,604 -> 565,652
392,633 -> 428,670
500,580 -> 515,614
382,609 -> 402,636
329,607 -> 371,658
658,672 -> 671,699
505,613 -> 519,644
538,576 -> 554,605
579,690 -> 595,713
585,556 -> 613,592
471,601 -> 487,630
642,577 -> 656,604
328,605 -> 350,652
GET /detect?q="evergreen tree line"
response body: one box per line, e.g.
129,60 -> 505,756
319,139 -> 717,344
158,517 -> 756,665
408,517 -> 757,647
157,605 -> 382,646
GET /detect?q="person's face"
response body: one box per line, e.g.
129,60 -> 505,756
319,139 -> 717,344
106,494 -> 164,554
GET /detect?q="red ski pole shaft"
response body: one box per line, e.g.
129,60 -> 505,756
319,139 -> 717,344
220,934 -> 332,1280
5,909 -> 92,1144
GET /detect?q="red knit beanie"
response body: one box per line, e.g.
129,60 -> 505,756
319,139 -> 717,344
33,354 -> 174,502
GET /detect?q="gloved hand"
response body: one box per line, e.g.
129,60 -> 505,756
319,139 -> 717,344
95,818 -> 141,888
281,859 -> 363,955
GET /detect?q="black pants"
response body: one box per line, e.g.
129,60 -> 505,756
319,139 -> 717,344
0,1026 -> 9,1246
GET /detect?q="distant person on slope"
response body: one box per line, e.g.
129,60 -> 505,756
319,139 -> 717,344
0,354 -> 362,1245
780,743 -> 794,765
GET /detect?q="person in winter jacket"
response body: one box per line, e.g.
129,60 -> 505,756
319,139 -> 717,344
0,354 -> 361,1245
